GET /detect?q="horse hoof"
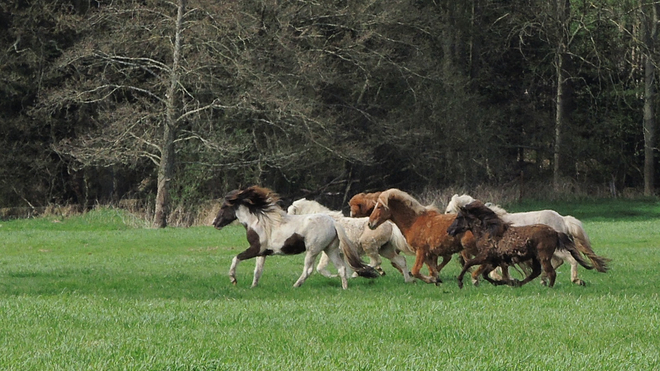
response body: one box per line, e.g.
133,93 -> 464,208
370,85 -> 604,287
573,279 -> 586,286
511,279 -> 522,287
457,280 -> 464,289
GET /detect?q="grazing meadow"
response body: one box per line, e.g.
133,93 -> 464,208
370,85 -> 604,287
0,200 -> 659,370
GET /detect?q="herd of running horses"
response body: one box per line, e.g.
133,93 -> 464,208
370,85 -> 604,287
212,186 -> 610,289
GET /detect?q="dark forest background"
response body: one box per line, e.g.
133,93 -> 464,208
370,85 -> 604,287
1,0 -> 659,226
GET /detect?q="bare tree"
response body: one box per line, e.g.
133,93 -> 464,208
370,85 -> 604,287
641,0 -> 658,196
553,0 -> 571,191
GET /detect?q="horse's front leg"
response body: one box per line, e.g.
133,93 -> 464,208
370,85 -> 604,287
229,242 -> 261,286
457,257 -> 483,289
514,258 -> 541,287
411,250 -> 437,284
229,256 -> 241,285
558,252 -> 584,286
483,264 -> 512,286
434,254 -> 453,283
251,256 -> 266,288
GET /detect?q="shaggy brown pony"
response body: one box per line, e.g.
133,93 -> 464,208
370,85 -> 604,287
367,189 -> 478,284
447,200 -> 594,288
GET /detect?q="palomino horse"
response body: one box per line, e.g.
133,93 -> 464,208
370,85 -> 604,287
366,188 -> 477,284
445,194 -> 609,285
447,200 -> 594,288
287,198 -> 413,282
349,192 -> 381,217
212,186 -> 379,289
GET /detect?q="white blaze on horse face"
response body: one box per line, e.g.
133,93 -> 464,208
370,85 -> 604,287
368,201 -> 385,230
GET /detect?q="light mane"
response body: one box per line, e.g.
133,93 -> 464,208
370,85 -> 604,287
445,194 -> 476,214
288,198 -> 344,220
378,188 -> 435,214
484,202 -> 508,216
445,193 -> 509,217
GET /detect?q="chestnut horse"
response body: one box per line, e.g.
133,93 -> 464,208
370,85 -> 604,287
367,188 -> 477,284
349,192 -> 381,217
447,200 -> 593,288
212,186 -> 379,289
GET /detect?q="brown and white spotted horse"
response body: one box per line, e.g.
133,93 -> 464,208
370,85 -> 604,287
212,186 -> 379,289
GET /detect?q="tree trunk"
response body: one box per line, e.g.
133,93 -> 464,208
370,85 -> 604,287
642,1 -> 658,196
553,0 -> 570,191
153,0 -> 186,228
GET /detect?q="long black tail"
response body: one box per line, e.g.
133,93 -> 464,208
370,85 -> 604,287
557,233 -> 594,270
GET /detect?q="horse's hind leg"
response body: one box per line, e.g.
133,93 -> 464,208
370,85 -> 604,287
325,245 -> 349,289
293,252 -> 318,288
457,257 -> 484,289
434,255 -> 453,283
411,250 -> 437,284
316,252 -> 338,278
515,258 -> 541,287
251,256 -> 266,288
380,243 -> 413,283
483,265 -> 513,286
554,250 -> 584,286
541,258 -> 557,287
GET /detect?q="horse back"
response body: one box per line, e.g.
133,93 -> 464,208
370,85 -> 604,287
405,211 -> 464,255
504,224 -> 560,258
270,213 -> 337,252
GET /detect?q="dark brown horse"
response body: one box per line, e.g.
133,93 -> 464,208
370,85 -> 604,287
447,200 -> 594,288
367,188 -> 477,284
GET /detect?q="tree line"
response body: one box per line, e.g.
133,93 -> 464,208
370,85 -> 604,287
1,0 -> 658,226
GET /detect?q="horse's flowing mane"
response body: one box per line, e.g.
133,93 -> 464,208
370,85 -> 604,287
463,200 -> 509,236
229,186 -> 285,228
446,193 -> 508,217
379,189 -> 437,214
484,202 -> 508,216
446,194 -> 476,213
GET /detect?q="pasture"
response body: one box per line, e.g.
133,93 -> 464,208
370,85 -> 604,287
0,200 -> 659,370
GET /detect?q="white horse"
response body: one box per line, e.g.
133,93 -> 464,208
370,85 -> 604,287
287,198 -> 414,283
212,186 -> 379,289
445,194 -> 610,285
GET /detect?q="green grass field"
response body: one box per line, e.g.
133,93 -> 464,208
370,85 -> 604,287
0,201 -> 659,370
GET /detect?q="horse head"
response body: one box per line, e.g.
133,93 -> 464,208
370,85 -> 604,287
367,199 -> 391,230
349,192 -> 381,217
447,200 -> 505,237
212,186 -> 281,229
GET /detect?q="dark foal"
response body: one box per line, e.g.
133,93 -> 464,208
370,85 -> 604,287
447,200 -> 593,288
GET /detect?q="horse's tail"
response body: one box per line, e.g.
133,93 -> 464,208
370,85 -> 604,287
563,216 -> 610,273
335,224 -> 380,279
389,223 -> 414,255
557,232 -> 594,270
